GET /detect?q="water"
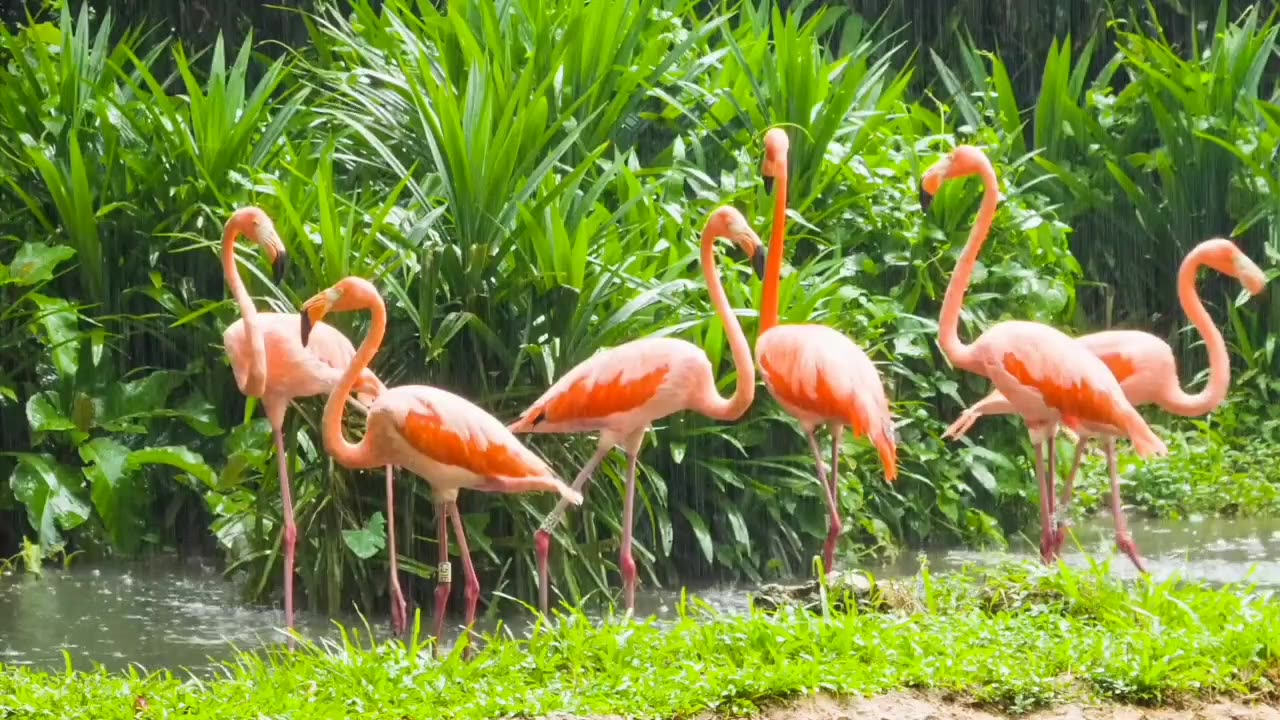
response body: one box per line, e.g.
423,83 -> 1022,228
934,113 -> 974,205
1,515 -> 1277,673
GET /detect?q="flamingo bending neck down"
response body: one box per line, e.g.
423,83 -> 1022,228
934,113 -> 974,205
941,238 -> 1267,570
300,276 -> 582,649
220,207 -> 405,641
754,127 -> 898,574
920,145 -> 1169,565
508,206 -> 763,615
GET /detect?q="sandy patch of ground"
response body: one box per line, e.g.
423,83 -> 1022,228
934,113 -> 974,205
743,692 -> 1280,720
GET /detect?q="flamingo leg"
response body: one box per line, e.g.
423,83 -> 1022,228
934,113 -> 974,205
619,431 -> 644,614
270,423 -> 297,647
431,501 -> 452,652
828,424 -> 847,571
806,430 -> 842,573
385,465 -> 407,637
1052,440 -> 1089,555
447,500 -> 481,655
1105,438 -> 1149,573
1033,439 -> 1053,565
535,440 -> 614,615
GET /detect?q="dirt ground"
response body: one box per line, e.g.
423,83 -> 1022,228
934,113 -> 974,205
733,692 -> 1280,720
554,690 -> 1279,719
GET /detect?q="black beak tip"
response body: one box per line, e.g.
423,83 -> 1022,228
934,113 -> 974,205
272,250 -> 289,285
763,175 -> 775,195
299,311 -> 313,347
751,250 -> 767,279
918,186 -> 933,213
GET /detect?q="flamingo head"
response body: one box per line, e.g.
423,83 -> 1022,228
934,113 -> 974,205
707,206 -> 765,279
919,145 -> 994,213
300,276 -> 379,346
226,206 -> 289,284
1198,238 -> 1268,296
761,127 -> 790,195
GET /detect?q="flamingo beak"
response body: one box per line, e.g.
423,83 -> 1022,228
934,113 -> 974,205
271,248 -> 289,285
299,292 -> 330,347
919,183 -> 934,213
751,248 -> 767,278
763,175 -> 775,195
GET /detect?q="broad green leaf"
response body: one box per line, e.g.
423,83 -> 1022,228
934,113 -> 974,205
126,446 -> 217,488
26,391 -> 75,433
80,437 -> 146,551
3,243 -> 76,286
342,512 -> 387,560
9,453 -> 91,550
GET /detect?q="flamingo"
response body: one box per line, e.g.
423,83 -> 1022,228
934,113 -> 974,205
507,206 -> 764,615
298,275 -> 583,648
220,207 -> 406,639
753,127 -> 898,573
940,238 -> 1268,570
919,144 -> 1168,565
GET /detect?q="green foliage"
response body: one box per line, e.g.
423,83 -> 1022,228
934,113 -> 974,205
0,564 -> 1276,717
0,0 -> 1274,625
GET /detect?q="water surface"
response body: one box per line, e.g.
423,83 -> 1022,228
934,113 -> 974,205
1,514 -> 1276,673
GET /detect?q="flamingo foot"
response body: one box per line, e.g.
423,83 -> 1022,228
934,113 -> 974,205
389,576 -> 407,637
619,552 -> 637,614
1117,533 -> 1149,574
535,529 -> 553,615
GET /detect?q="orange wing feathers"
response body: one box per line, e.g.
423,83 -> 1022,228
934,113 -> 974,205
533,366 -> 670,426
1095,352 -> 1140,384
1000,351 -> 1128,430
402,410 -> 545,480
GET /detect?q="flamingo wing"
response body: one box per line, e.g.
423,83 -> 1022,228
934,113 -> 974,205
757,325 -> 897,480
386,387 -> 556,482
510,338 -> 690,433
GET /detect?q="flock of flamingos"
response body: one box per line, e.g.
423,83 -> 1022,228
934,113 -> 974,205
217,129 -> 1269,650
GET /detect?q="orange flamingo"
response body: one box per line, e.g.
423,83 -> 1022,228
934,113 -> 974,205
920,145 -> 1168,564
753,127 -> 898,573
299,276 -> 583,646
221,207 -> 406,638
508,206 -> 764,615
941,238 -> 1267,570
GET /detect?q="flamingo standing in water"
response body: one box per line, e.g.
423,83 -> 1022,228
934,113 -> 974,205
940,238 -> 1268,570
220,207 -> 406,639
508,206 -> 764,615
919,145 -> 1168,564
299,276 -> 583,647
753,127 -> 898,573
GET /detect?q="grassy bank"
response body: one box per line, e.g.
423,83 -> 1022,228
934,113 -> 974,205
0,564 -> 1276,718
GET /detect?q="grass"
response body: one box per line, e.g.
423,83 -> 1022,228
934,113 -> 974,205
0,564 -> 1276,718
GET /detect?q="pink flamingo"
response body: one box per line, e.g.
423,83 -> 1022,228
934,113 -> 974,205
507,206 -> 764,615
220,207 -> 406,638
919,145 -> 1169,565
754,127 -> 898,573
940,238 -> 1267,570
298,276 -> 583,647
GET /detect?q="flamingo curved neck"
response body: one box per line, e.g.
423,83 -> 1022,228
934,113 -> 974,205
759,169 -> 789,336
697,225 -> 757,421
938,162 -> 1000,371
223,225 -> 267,395
322,295 -> 387,470
1160,249 -> 1230,416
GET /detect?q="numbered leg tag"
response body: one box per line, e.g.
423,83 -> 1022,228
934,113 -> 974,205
437,561 -> 452,584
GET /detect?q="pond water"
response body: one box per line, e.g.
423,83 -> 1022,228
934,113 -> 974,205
1,514 -> 1277,673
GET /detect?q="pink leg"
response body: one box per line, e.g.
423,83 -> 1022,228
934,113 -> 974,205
828,424 -> 847,571
805,430 -> 842,573
1033,439 -> 1054,565
384,465 -> 407,637
431,502 -> 451,652
447,501 -> 481,655
1104,438 -> 1148,573
618,432 -> 644,613
534,440 -> 613,615
271,424 -> 298,646
1052,441 -> 1089,555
